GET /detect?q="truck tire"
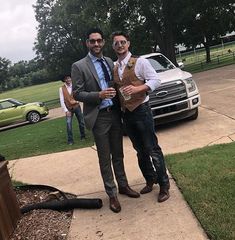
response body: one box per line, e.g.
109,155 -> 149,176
188,108 -> 198,121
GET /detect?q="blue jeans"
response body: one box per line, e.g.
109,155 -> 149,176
123,102 -> 169,187
66,106 -> 85,143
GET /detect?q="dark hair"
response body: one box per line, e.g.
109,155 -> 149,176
86,28 -> 104,40
60,74 -> 71,82
111,31 -> 130,41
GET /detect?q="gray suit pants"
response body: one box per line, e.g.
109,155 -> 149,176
92,109 -> 128,197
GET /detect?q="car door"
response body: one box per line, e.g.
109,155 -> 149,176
0,100 -> 25,126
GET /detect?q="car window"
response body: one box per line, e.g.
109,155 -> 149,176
0,101 -> 15,109
10,99 -> 24,105
147,55 -> 175,72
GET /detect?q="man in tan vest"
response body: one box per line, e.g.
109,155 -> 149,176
112,31 -> 170,203
59,74 -> 85,145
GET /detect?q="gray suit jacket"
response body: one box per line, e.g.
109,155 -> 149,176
71,54 -> 114,130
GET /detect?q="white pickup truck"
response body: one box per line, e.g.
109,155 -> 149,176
141,53 -> 201,125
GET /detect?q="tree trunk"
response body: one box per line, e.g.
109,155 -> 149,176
205,44 -> 211,63
164,31 -> 178,66
161,0 -> 178,66
142,0 -> 177,65
203,36 -> 211,63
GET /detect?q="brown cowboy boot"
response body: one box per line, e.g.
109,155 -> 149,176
109,196 -> 121,213
158,183 -> 170,202
140,181 -> 155,194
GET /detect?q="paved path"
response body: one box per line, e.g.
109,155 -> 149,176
8,139 -> 209,240
8,64 -> 235,240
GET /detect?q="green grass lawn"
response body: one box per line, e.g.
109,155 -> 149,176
166,143 -> 235,240
184,55 -> 235,73
178,42 -> 235,64
0,117 -> 94,160
0,81 -> 62,108
178,42 -> 235,73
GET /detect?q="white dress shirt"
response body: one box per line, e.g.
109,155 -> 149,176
59,84 -> 72,113
116,52 -> 161,102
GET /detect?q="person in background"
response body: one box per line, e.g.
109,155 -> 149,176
59,74 -> 86,145
71,28 -> 140,213
111,31 -> 170,203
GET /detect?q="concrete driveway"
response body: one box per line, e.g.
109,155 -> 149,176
8,64 -> 235,240
157,64 -> 235,154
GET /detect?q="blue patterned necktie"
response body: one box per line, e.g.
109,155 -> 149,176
97,59 -> 111,82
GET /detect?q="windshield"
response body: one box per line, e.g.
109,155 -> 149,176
9,99 -> 24,105
147,55 -> 175,73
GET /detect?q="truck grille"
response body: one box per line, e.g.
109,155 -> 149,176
149,80 -> 187,108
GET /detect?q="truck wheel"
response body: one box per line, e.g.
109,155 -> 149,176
188,108 -> 198,121
27,111 -> 41,123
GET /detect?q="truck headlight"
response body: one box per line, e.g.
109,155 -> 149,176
185,78 -> 196,92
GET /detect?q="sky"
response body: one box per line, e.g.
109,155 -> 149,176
0,0 -> 37,63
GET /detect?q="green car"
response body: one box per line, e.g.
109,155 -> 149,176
0,98 -> 49,127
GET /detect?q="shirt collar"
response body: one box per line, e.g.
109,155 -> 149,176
65,83 -> 72,88
88,52 -> 104,63
118,52 -> 132,67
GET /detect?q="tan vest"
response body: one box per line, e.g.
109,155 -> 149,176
113,57 -> 146,111
62,85 -> 80,111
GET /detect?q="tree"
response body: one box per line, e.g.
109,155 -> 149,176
106,0 -> 182,65
107,0 -> 235,64
178,0 -> 235,62
0,57 -> 11,91
34,0 -> 110,79
34,0 -> 235,70
34,0 -> 183,71
9,61 -> 29,77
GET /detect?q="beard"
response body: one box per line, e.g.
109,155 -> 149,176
89,46 -> 103,57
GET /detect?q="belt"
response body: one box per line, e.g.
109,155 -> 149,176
142,101 -> 149,106
99,106 -> 113,112
125,101 -> 149,113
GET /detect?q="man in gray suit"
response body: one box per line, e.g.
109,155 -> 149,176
71,28 -> 140,213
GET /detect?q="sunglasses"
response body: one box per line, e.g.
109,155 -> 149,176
88,38 -> 103,44
112,40 -> 128,47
